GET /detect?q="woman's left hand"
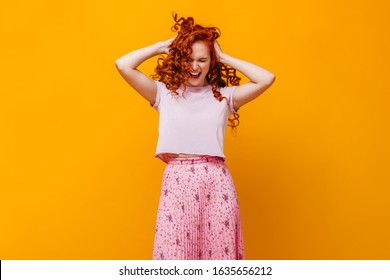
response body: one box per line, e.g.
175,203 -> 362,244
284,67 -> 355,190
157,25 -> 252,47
213,40 -> 223,62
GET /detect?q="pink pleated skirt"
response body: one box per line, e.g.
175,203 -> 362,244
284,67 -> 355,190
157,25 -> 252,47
152,155 -> 244,260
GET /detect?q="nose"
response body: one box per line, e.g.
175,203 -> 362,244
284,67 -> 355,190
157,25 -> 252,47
191,61 -> 199,70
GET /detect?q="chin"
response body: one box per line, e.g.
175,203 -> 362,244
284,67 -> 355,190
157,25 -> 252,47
188,78 -> 207,87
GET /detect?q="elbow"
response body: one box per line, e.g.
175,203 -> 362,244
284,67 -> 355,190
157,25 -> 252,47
266,72 -> 276,86
254,73 -> 275,96
260,73 -> 275,92
115,59 -> 125,71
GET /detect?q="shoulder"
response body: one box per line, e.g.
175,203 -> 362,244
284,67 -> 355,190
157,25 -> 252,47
151,81 -> 167,109
219,86 -> 239,113
219,85 -> 238,97
155,80 -> 170,93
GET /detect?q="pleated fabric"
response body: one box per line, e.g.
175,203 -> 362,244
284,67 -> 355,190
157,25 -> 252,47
152,156 -> 244,260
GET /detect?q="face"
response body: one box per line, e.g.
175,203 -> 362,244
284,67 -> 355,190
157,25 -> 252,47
186,41 -> 211,87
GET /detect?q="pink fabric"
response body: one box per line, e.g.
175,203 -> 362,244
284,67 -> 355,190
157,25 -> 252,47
152,81 -> 237,163
152,156 -> 244,260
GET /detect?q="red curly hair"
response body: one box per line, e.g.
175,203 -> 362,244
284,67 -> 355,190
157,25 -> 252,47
151,13 -> 241,129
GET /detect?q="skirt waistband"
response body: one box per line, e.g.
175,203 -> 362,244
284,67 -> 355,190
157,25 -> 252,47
166,155 -> 225,165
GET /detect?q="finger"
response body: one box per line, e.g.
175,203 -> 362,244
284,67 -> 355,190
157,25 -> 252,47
168,35 -> 177,43
213,40 -> 220,50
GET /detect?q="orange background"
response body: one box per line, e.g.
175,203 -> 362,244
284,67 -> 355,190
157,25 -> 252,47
1,0 -> 389,259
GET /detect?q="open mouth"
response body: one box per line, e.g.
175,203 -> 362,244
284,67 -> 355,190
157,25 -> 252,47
189,71 -> 201,79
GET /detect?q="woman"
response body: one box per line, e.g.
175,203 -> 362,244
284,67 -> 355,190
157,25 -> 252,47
115,14 -> 275,260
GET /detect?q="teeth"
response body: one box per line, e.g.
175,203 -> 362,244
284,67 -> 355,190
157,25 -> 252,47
189,72 -> 201,78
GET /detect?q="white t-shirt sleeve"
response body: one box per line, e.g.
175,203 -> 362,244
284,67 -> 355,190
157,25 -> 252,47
221,86 -> 238,114
151,80 -> 166,111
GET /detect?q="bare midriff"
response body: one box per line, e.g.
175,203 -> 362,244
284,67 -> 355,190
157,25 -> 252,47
165,153 -> 204,158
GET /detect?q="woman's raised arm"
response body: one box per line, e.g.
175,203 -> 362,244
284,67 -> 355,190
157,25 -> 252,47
115,37 -> 175,104
214,41 -> 275,111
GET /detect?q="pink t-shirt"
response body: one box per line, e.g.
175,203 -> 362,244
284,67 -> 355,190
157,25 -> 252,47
152,81 -> 238,163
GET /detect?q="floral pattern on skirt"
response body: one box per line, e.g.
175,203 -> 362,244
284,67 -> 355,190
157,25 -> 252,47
152,156 -> 244,260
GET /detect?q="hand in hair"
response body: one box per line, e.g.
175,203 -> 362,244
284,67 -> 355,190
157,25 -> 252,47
213,40 -> 223,62
158,36 -> 176,55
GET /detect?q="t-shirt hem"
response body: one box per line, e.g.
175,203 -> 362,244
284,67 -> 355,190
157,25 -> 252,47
154,152 -> 226,163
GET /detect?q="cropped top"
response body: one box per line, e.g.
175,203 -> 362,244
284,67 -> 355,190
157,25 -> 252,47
151,80 -> 238,163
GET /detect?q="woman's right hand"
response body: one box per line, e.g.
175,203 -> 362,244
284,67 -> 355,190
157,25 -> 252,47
158,36 -> 176,54
116,37 -> 174,104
